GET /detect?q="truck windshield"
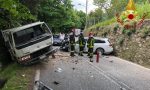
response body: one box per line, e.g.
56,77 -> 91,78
13,24 -> 50,47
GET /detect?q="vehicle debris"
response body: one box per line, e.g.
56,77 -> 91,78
35,80 -> 53,90
22,74 -> 25,77
90,75 -> 94,78
120,87 -> 126,90
109,60 -> 114,63
75,60 -> 78,64
72,67 -> 75,70
53,81 -> 60,85
55,68 -> 62,73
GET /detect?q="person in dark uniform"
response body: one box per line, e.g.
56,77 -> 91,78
78,31 -> 85,56
87,33 -> 95,62
69,29 -> 75,57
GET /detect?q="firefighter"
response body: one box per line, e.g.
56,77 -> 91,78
69,29 -> 75,57
87,33 -> 95,62
78,31 -> 85,56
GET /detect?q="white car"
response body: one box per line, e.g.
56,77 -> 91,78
75,37 -> 113,54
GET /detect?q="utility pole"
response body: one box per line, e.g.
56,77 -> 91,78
78,0 -> 88,30
85,0 -> 88,31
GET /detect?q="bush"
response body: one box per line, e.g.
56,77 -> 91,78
117,36 -> 125,46
140,28 -> 150,38
113,25 -> 119,34
0,0 -> 36,30
88,18 -> 116,30
102,32 -> 108,37
125,30 -> 132,37
136,1 -> 150,19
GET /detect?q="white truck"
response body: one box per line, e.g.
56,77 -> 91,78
0,22 -> 57,65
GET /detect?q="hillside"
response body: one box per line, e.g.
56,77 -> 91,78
84,19 -> 150,68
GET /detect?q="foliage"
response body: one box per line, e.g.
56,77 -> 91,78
102,32 -> 108,37
88,0 -> 150,32
0,0 -> 36,30
136,1 -> 150,19
20,0 -> 41,15
88,8 -> 103,27
92,0 -> 149,24
93,0 -> 111,10
37,0 -> 85,33
113,25 -> 119,34
122,29 -> 133,37
76,10 -> 86,29
140,27 -> 150,38
0,63 -> 34,90
117,36 -> 125,46
88,18 -> 116,30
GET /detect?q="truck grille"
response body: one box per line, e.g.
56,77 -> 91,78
31,46 -> 51,59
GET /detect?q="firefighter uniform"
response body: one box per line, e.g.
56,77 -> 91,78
78,33 -> 85,56
69,32 -> 75,57
87,36 -> 95,62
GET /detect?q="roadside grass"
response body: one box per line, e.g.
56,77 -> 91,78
88,18 -> 116,30
0,63 -> 35,90
136,2 -> 150,19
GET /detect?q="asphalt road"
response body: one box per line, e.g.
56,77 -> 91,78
38,50 -> 150,90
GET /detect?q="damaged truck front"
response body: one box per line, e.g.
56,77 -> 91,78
0,22 -> 57,65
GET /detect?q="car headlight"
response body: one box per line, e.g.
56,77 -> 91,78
19,55 -> 31,61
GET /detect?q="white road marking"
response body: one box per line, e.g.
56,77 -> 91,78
33,69 -> 40,90
85,60 -> 132,90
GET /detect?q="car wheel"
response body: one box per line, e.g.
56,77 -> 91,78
66,47 -> 69,52
96,48 -> 104,55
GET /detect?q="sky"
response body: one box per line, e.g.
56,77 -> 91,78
72,0 -> 98,13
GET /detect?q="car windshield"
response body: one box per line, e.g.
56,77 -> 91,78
13,24 -> 50,47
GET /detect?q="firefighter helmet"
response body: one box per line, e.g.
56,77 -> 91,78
89,32 -> 93,37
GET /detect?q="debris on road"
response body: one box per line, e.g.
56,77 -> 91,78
105,56 -> 109,58
75,60 -> 78,64
120,87 -> 126,90
109,60 -> 114,63
55,53 -> 70,57
52,53 -> 56,59
53,81 -> 60,85
72,67 -> 75,70
90,75 -> 94,78
55,68 -> 62,73
22,74 -> 25,77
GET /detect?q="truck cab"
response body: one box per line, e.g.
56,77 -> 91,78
1,22 -> 56,65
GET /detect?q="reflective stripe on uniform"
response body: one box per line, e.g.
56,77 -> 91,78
89,39 -> 94,48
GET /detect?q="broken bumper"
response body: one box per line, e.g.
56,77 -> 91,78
18,48 -> 58,65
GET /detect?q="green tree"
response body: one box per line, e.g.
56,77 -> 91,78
88,8 -> 103,26
75,10 -> 86,29
37,0 -> 85,33
0,0 -> 35,29
20,0 -> 41,15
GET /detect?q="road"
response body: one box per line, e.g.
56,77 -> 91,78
37,50 -> 150,90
